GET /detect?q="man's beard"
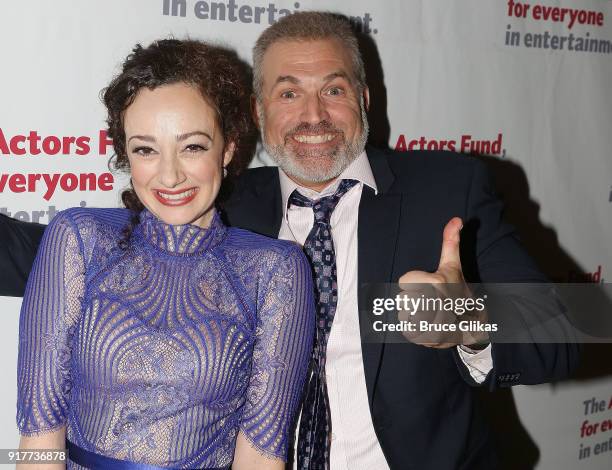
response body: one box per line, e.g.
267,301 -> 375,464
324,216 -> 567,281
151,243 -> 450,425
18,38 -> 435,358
259,99 -> 369,184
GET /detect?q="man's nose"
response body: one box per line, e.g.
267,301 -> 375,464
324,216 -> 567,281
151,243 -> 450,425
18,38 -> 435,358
159,154 -> 186,188
300,93 -> 330,124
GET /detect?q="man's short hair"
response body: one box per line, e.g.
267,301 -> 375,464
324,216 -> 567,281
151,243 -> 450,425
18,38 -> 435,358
252,11 -> 366,101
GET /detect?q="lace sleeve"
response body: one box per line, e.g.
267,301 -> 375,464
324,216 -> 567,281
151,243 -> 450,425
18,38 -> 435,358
16,210 -> 86,435
239,244 -> 315,460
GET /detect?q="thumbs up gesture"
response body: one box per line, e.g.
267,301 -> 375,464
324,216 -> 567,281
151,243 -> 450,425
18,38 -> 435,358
397,217 -> 489,349
399,217 -> 464,285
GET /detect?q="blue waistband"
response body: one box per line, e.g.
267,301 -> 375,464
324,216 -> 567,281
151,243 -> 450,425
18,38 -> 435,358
66,440 -> 230,470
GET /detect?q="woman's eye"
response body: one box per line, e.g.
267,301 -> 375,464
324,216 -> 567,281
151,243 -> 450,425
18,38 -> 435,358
133,146 -> 155,156
185,144 -> 207,153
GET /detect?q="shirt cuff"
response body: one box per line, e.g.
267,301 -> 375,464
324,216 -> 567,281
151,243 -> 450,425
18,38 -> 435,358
456,344 -> 493,384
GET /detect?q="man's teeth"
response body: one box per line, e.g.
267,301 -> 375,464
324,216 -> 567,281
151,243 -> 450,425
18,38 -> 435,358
158,189 -> 195,200
294,134 -> 335,144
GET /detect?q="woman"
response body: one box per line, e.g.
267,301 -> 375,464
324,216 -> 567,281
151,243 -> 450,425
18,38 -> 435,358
16,39 -> 314,470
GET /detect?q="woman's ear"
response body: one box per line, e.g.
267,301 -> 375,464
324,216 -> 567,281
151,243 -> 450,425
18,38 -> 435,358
223,141 -> 236,168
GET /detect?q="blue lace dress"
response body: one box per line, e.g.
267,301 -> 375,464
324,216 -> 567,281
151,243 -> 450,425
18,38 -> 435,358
16,207 -> 314,469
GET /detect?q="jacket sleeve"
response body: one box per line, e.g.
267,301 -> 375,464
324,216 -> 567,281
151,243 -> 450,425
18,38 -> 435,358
0,214 -> 45,297
453,160 -> 580,389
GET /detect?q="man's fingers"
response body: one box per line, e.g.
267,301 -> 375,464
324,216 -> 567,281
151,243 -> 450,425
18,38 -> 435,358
398,270 -> 442,285
438,217 -> 463,272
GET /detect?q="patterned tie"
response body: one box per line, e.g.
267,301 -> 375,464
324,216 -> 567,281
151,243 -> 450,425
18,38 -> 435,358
290,178 -> 359,470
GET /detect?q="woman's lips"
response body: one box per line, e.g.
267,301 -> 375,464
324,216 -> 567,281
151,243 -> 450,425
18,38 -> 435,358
153,187 -> 198,206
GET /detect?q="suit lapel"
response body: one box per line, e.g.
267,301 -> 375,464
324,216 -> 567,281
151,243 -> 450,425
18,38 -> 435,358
358,148 -> 402,406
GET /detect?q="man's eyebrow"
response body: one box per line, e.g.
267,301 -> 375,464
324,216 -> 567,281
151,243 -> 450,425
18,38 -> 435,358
272,72 -> 351,89
274,75 -> 300,86
323,71 -> 350,82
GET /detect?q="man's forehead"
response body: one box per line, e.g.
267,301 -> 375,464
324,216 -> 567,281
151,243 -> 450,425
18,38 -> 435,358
261,38 -> 352,79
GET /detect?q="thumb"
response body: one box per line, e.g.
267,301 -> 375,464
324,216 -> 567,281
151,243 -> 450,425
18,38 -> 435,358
438,217 -> 463,271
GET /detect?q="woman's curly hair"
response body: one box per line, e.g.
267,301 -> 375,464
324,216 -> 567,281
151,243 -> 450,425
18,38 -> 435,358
103,38 -> 256,245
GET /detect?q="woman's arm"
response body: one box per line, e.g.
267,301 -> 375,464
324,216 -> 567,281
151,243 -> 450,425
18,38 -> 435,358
236,243 -> 315,466
232,431 -> 284,470
16,210 -> 86,462
17,427 -> 66,470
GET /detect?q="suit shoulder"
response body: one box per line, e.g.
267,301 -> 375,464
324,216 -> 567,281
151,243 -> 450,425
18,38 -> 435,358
0,214 -> 45,245
232,166 -> 279,192
374,148 -> 484,183
385,149 -> 481,168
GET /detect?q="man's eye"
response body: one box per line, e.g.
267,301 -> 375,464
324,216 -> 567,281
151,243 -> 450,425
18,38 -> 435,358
327,87 -> 344,96
280,90 -> 296,99
133,146 -> 155,156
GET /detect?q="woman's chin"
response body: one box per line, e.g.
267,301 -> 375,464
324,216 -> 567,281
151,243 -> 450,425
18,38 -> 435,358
156,208 -> 213,228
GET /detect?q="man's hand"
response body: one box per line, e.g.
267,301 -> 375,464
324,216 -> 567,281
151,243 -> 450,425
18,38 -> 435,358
398,217 -> 464,285
397,217 -> 489,348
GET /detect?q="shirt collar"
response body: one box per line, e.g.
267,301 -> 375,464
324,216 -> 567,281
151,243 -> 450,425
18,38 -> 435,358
279,150 -> 377,217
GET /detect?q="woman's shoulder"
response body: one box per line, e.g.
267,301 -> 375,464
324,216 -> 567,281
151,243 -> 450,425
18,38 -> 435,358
47,207 -> 131,243
50,207 -> 130,229
223,227 -> 304,259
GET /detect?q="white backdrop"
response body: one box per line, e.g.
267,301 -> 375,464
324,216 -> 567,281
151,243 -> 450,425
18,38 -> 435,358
1,1 -> 610,468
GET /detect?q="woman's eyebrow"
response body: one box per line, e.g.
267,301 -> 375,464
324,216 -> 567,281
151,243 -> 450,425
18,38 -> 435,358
176,131 -> 213,142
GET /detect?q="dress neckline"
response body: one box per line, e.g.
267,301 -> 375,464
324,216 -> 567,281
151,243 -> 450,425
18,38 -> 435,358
135,208 -> 227,256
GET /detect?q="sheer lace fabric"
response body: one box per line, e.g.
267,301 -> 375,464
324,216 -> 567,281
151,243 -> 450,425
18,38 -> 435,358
17,208 -> 314,468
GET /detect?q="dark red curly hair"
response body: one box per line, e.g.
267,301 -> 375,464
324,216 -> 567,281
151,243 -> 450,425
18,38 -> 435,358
102,38 -> 255,244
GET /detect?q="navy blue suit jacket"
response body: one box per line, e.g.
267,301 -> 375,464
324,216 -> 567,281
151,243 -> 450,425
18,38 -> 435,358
221,147 -> 579,469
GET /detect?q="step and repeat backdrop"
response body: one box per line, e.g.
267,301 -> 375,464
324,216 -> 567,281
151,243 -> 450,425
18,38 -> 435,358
1,1 -> 610,468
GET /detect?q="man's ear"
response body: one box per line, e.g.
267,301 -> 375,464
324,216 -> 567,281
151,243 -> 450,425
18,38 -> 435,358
251,95 -> 261,130
362,86 -> 370,112
223,141 -> 236,167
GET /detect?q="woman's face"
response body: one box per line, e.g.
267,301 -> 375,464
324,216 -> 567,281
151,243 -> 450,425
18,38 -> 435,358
124,82 -> 234,228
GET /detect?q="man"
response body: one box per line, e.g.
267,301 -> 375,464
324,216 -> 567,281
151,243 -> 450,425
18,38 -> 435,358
224,12 -> 578,469
1,12 -> 578,470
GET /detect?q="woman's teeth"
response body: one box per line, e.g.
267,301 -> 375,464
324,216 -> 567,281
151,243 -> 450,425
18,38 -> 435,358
157,189 -> 195,200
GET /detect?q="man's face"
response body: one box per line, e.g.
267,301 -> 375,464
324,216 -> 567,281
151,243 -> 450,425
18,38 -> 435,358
256,38 -> 369,189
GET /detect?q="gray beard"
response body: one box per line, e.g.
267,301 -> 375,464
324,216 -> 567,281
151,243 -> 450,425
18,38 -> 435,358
259,100 -> 369,184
